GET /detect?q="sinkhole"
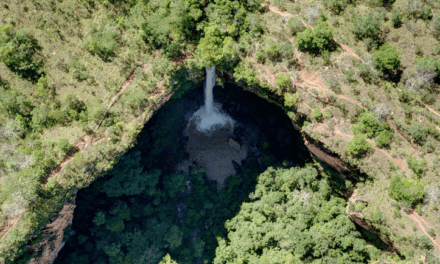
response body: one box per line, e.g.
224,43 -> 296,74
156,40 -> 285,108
53,80 -> 388,264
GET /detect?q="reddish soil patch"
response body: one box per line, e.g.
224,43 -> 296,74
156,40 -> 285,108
405,210 -> 440,252
1,63 -> 153,261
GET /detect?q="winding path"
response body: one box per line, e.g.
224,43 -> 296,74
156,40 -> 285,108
405,210 -> 440,252
262,3 -> 440,253
1,64 -> 148,243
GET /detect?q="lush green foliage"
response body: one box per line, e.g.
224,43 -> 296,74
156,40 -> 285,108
312,107 -> 322,121
352,112 -> 393,147
416,56 -> 440,74
101,151 -> 161,197
352,12 -> 383,44
84,24 -> 119,61
410,125 -> 427,145
388,175 -> 425,205
391,9 -> 403,28
57,138 -> 71,153
407,156 -> 427,177
233,62 -> 258,86
276,73 -> 291,89
295,22 -> 334,54
405,0 -> 432,21
375,130 -> 393,148
284,93 -> 301,108
1,0 -> 439,263
372,44 -> 401,74
264,39 -> 281,61
55,154 -> 263,264
347,134 -> 372,156
214,166 -> 373,263
0,25 -> 42,80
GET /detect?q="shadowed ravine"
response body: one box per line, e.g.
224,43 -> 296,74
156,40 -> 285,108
53,81 -> 388,263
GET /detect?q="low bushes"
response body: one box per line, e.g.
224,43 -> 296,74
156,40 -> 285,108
352,12 -> 383,42
407,156 -> 427,177
347,134 -> 371,156
284,93 -> 301,108
322,0 -> 350,15
287,18 -> 306,36
372,44 -> 401,74
277,73 -> 292,90
84,25 -> 119,61
352,112 -> 393,147
391,9 -> 403,28
0,25 -> 42,81
430,16 -> 440,39
295,21 -> 334,55
388,174 -> 425,206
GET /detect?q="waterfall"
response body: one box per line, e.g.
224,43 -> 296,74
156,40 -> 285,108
205,66 -> 215,116
189,65 -> 235,132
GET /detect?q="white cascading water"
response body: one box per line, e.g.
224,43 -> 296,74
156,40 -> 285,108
205,66 -> 215,116
191,65 -> 234,132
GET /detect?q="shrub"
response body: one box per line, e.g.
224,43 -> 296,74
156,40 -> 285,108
233,63 -> 258,86
428,228 -> 436,239
375,130 -> 393,148
256,50 -> 265,63
407,156 -> 427,177
373,104 -> 391,121
372,208 -> 383,223
410,125 -> 427,144
419,235 -> 433,249
352,112 -> 389,138
388,175 -> 425,205
322,0 -> 349,15
352,12 -> 383,41
430,16 -> 440,39
284,93 -> 301,107
398,90 -> 410,103
58,138 -> 71,153
287,18 -> 306,36
280,41 -> 294,59
328,77 -> 341,93
295,21 -> 334,54
406,0 -> 432,21
379,0 -> 396,7
344,69 -> 356,82
417,56 -> 440,75
312,108 -> 322,121
0,25 -> 42,81
277,73 -> 291,90
372,44 -> 401,74
65,94 -> 87,114
347,134 -> 371,156
84,25 -> 119,60
264,39 -> 281,61
391,9 -> 403,28
305,3 -> 322,26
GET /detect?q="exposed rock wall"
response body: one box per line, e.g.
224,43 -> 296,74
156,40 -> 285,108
28,196 -> 76,264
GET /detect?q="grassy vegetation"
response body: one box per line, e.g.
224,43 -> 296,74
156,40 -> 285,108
0,0 -> 440,263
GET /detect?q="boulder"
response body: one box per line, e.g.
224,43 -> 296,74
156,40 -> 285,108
229,138 -> 240,152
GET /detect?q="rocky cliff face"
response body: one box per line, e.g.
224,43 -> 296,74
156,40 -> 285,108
348,212 -> 399,253
26,74 -> 400,263
28,196 -> 76,264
